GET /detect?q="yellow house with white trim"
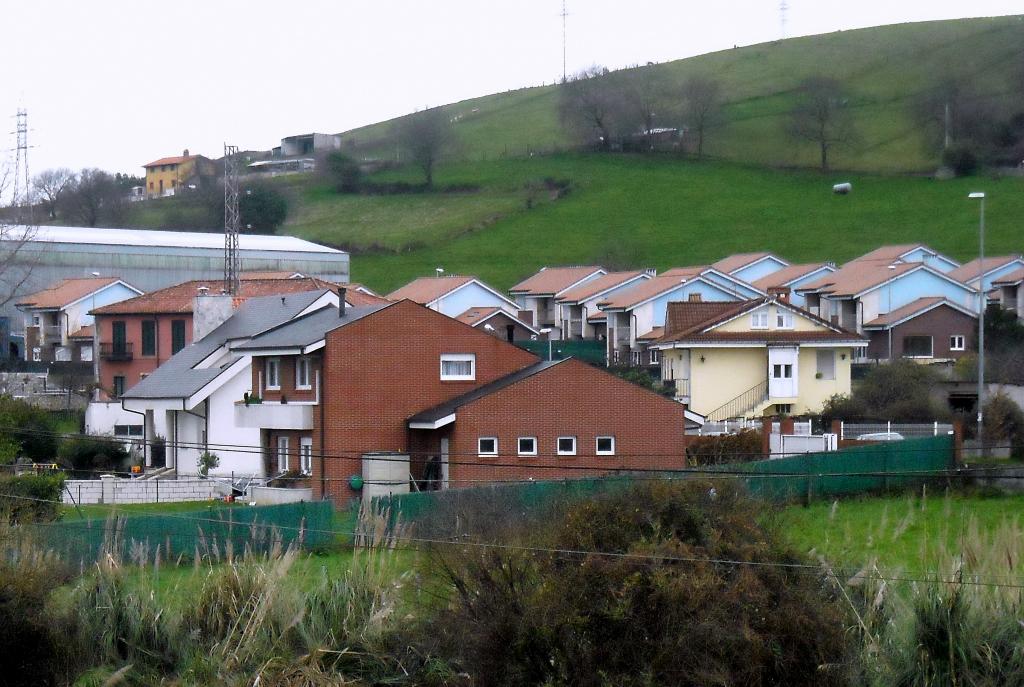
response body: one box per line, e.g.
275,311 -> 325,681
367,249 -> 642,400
142,150 -> 216,199
653,297 -> 867,420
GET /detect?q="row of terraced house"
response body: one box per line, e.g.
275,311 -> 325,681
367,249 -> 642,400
14,241 -> 1023,504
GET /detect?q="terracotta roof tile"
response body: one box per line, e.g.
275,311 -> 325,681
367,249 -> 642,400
948,256 -> 1023,283
90,278 -> 350,315
386,276 -> 475,303
993,267 -> 1024,286
711,252 -> 785,274
659,298 -> 864,345
68,325 -> 94,339
143,155 -> 200,168
796,261 -> 922,297
454,306 -> 503,325
597,274 -> 703,310
509,266 -> 604,295
660,266 -> 707,278
240,270 -> 307,280
637,326 -> 664,341
752,263 -> 833,290
16,277 -> 128,309
848,244 -> 929,264
556,270 -> 647,303
862,297 -> 975,328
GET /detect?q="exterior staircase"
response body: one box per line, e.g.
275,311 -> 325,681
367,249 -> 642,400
706,379 -> 770,422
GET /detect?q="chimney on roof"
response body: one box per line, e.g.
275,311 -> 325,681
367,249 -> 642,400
183,148 -> 189,157
768,286 -> 790,301
338,286 -> 347,317
688,293 -> 702,302
192,288 -> 234,341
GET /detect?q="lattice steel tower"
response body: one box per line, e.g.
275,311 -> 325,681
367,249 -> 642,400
12,109 -> 32,223
223,143 -> 241,295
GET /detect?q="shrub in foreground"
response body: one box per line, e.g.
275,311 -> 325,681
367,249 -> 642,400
428,481 -> 851,686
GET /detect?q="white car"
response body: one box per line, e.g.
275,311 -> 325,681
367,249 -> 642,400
855,431 -> 905,442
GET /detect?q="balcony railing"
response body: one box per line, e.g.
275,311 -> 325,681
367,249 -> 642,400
234,401 -> 314,430
666,378 -> 691,400
99,342 -> 133,361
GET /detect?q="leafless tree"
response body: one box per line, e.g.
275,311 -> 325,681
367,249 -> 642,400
32,168 -> 76,221
787,76 -> 858,172
395,107 -> 455,187
0,168 -> 40,309
558,65 -> 624,151
622,68 -> 665,150
681,75 -> 725,159
60,168 -> 122,227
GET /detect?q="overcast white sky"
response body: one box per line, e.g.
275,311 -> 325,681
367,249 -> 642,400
1,1 -> 1021,176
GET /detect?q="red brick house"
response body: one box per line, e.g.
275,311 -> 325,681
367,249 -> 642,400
233,296 -> 688,503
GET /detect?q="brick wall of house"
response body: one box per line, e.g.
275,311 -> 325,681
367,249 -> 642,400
447,359 -> 687,487
314,300 -> 539,501
252,353 -> 321,403
866,305 -> 977,360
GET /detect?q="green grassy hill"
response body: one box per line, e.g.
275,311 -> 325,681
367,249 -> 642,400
329,154 -> 1024,291
339,16 -> 1024,173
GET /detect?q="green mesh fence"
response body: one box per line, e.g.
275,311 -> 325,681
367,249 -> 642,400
21,501 -> 334,569
517,339 -> 607,365
374,435 -> 954,537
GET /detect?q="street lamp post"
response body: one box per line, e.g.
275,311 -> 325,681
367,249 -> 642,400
969,192 -> 986,448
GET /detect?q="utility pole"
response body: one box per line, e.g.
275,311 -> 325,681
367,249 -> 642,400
223,144 -> 241,295
969,192 -> 986,451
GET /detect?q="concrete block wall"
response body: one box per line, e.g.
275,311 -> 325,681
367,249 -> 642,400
63,476 -> 232,505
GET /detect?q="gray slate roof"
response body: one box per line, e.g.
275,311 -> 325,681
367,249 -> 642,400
123,290 -> 331,400
408,359 -> 564,424
232,302 -> 391,351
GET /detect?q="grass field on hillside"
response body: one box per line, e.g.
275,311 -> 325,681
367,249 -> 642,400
340,16 -> 1024,172
312,153 -> 1024,292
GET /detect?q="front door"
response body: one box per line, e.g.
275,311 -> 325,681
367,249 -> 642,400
440,437 -> 449,489
768,346 -> 799,398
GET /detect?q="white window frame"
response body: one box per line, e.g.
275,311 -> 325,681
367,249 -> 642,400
32,347 -> 41,362
299,436 -> 313,475
295,356 -> 312,390
776,310 -> 794,329
631,350 -> 641,366
815,349 -> 836,380
440,353 -> 476,381
517,436 -> 537,456
596,436 -> 616,456
950,335 -> 965,351
751,310 -> 769,329
557,436 -> 577,456
266,357 -> 281,390
478,436 -> 498,456
649,348 -> 660,364
276,435 -> 290,472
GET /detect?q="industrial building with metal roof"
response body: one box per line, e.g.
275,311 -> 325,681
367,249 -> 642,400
0,224 -> 349,334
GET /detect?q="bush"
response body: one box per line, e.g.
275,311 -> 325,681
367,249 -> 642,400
57,435 -> 129,477
983,392 -> 1024,456
151,435 -> 166,467
429,481 -> 851,685
197,450 -> 220,477
686,429 -> 764,465
942,143 -> 979,176
240,183 -> 288,233
324,151 -> 364,193
0,472 -> 65,523
822,360 -> 949,423
0,396 -> 58,463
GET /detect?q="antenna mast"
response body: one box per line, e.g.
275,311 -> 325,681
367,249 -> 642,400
779,0 -> 789,40
223,143 -> 240,295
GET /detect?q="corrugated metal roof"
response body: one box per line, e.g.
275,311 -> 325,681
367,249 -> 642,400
15,225 -> 345,254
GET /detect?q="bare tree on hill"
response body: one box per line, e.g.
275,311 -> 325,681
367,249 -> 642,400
32,168 -> 76,221
558,66 -> 624,151
622,68 -> 665,150
681,75 -> 725,160
59,168 -> 123,227
395,107 -> 455,188
787,76 -> 858,172
0,168 -> 39,309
